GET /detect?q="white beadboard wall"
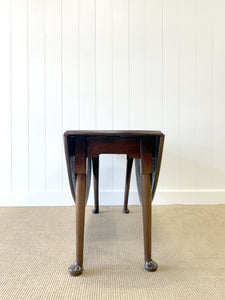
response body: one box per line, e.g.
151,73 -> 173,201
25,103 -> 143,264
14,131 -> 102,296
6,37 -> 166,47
0,0 -> 225,206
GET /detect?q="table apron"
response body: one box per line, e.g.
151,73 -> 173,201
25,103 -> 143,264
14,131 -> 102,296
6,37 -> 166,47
86,136 -> 141,158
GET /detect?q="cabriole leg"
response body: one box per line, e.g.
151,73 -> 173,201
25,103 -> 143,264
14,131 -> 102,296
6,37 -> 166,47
141,174 -> 158,272
69,174 -> 86,276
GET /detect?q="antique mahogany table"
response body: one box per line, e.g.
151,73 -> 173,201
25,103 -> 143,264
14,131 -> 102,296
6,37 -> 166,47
64,130 -> 164,276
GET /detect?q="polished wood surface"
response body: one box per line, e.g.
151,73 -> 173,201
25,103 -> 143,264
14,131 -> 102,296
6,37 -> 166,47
64,130 -> 162,136
64,130 -> 164,276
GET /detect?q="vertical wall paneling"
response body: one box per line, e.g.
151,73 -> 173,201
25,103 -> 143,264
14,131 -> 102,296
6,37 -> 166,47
0,0 -> 11,191
146,0 -> 163,131
162,0 -> 180,190
129,0 -> 147,192
213,0 -> 225,189
79,0 -> 96,129
112,0 -> 129,191
146,0 -> 164,190
1,0 -> 225,205
196,0 -> 214,189
179,0 -> 197,189
45,0 -> 62,191
129,0 -> 146,130
28,0 -> 45,191
62,0 -> 79,131
96,0 -> 113,192
62,0 -> 79,191
11,0 -> 29,191
96,0 -> 113,130
112,0 -> 129,130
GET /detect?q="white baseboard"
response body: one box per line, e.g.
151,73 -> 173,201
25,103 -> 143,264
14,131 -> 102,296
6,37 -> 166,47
1,190 -> 225,206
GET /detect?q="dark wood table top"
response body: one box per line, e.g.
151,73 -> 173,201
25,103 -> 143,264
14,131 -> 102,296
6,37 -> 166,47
64,130 -> 164,137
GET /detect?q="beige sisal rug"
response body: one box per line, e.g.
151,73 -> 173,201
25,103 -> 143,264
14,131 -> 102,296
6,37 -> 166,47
0,205 -> 224,299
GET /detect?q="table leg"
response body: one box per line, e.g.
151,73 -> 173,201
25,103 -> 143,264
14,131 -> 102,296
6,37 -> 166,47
123,156 -> 133,213
140,138 -> 158,272
141,173 -> 158,272
69,174 -> 86,276
92,157 -> 99,214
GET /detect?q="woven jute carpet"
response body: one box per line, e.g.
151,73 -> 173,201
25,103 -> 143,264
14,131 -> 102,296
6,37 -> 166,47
0,205 -> 225,299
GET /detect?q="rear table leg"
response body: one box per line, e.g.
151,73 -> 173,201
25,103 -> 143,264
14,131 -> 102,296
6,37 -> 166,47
92,157 -> 99,214
123,156 -> 133,214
